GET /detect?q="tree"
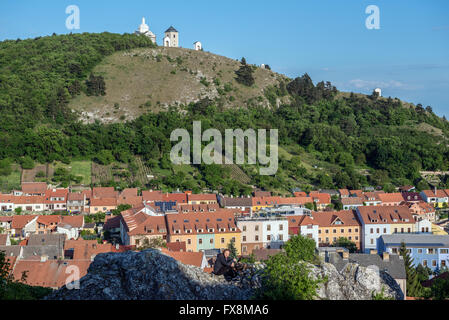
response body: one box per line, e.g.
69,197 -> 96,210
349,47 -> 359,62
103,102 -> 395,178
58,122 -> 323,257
14,207 -> 22,215
256,235 -> 322,300
235,64 -> 255,87
240,57 -> 247,65
85,73 -> 106,96
399,242 -> 422,297
227,238 -> 238,259
430,277 -> 449,300
333,237 -> 357,253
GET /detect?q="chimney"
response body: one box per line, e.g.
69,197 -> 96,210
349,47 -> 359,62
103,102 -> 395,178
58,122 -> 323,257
40,255 -> 48,262
370,249 -> 377,255
383,252 -> 390,261
342,251 -> 349,260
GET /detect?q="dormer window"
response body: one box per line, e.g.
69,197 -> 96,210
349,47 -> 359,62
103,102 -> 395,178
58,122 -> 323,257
197,229 -> 203,233
208,228 -> 214,233
219,228 -> 225,232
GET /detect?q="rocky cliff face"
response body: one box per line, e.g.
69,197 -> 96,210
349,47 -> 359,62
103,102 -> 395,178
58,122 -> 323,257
45,249 -> 402,300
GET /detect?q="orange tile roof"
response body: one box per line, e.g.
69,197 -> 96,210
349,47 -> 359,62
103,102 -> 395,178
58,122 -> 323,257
64,239 -> 114,260
357,205 -> 415,225
422,189 -> 448,198
142,190 -> 163,202
21,182 -> 47,194
60,215 -> 84,228
0,194 -> 15,203
127,215 -> 167,236
90,198 -> 117,207
13,196 -> 45,205
36,215 -> 62,226
12,260 -> 91,288
378,193 -> 404,204
118,196 -> 143,207
311,193 -> 331,204
161,249 -> 205,268
339,189 -> 350,196
311,210 -> 361,227
120,188 -> 138,198
188,194 -> 217,202
11,215 -> 37,229
92,187 -> 118,199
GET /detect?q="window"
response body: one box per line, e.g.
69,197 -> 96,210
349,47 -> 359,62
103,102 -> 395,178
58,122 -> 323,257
279,224 -> 283,231
243,236 -> 246,242
418,249 -> 423,254
242,225 -> 246,231
318,230 -> 321,234
242,246 -> 247,253
432,260 -> 437,267
370,228 -> 374,234
267,235 -> 271,241
383,228 -> 387,233
187,239 -> 191,245
210,239 -> 213,244
423,260 -> 427,267
326,237 -> 329,242
441,249 -> 449,254
442,260 -> 447,267
341,229 -> 344,233
279,234 -> 284,241
348,229 -> 352,233
428,249 -> 435,254
267,224 -> 271,231
355,236 -> 358,240
255,225 -> 259,231
199,239 -> 202,245
325,229 -> 329,234
255,235 -> 259,241
407,228 -> 411,233
376,228 -> 380,233
370,239 -> 374,245
392,248 -> 398,254
221,238 -> 225,244
401,228 -> 404,233
394,228 -> 398,233
333,229 -> 336,234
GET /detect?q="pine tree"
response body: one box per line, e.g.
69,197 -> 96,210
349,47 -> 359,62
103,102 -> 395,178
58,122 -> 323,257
399,242 -> 422,297
227,239 -> 238,259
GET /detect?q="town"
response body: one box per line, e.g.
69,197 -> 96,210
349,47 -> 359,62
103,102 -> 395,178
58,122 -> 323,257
1,182 -> 449,299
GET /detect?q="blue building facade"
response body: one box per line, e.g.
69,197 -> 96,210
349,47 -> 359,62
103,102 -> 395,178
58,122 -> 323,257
378,234 -> 449,272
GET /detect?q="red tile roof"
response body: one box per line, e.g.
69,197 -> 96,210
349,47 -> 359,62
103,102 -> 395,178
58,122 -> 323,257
13,196 -> 45,205
161,249 -> 205,268
378,193 -> 404,204
90,198 -> 117,207
12,260 -> 91,288
188,194 -> 217,202
166,241 -> 187,252
357,205 -> 415,225
60,215 -> 84,228
92,187 -> 118,199
11,215 -> 37,229
64,239 -> 114,260
311,210 -> 361,227
21,182 -> 47,194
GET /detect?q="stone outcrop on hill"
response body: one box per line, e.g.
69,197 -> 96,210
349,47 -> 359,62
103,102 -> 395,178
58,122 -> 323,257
45,249 -> 402,300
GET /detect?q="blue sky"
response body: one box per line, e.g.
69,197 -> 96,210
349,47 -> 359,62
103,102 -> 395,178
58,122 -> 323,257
1,0 -> 448,117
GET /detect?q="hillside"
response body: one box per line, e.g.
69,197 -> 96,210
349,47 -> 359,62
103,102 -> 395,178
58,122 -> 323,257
1,33 -> 449,195
69,47 -> 290,123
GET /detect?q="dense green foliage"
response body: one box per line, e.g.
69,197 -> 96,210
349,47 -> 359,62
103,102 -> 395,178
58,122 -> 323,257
1,33 -> 448,194
399,242 -> 423,297
333,237 -> 358,253
256,235 -> 322,300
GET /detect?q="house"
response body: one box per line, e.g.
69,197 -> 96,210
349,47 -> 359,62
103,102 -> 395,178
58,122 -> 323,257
401,192 -> 423,204
120,205 -> 165,246
161,248 -> 208,269
166,210 -> 241,254
10,215 -> 38,238
0,194 -> 15,211
66,192 -> 86,213
356,205 -> 416,253
311,210 -> 362,250
378,234 -> 449,272
253,191 -> 271,197
103,215 -> 121,241
363,192 -> 383,206
420,189 -> 449,208
324,250 -> 406,300
35,215 -> 61,234
378,193 -> 404,206
399,186 -> 416,193
286,215 -> 319,247
338,189 -> 350,199
217,196 -> 252,215
57,223 -> 79,240
408,201 -> 436,222
236,216 -> 288,255
89,198 -> 117,214
188,194 -> 218,205
13,196 -> 45,212
44,188 -> 68,211
310,193 -> 332,211
341,197 -> 364,210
